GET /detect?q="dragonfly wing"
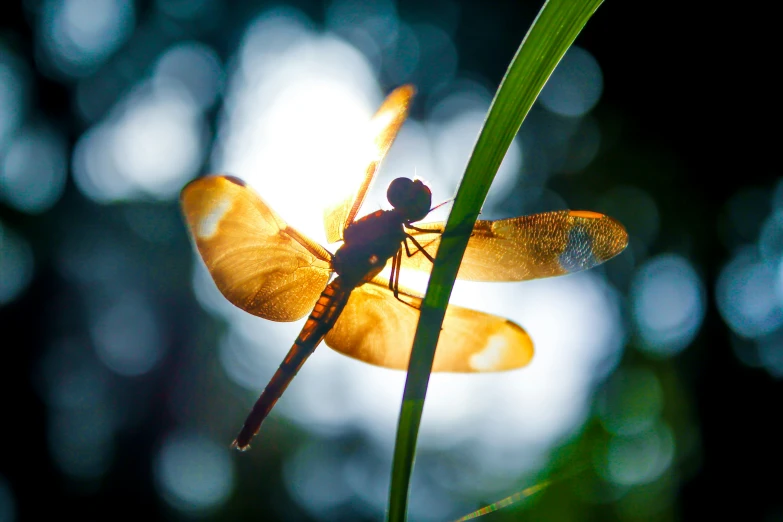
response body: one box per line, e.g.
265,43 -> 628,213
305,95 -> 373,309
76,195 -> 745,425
181,175 -> 333,321
324,277 -> 533,372
323,85 -> 415,243
397,210 -> 628,281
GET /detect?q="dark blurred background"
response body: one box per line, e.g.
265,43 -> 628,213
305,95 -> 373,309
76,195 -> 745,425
1,0 -> 780,521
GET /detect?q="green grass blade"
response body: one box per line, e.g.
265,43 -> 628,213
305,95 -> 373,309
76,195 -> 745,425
386,0 -> 605,520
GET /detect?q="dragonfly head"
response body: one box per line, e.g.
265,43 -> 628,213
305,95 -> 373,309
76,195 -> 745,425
387,177 -> 432,222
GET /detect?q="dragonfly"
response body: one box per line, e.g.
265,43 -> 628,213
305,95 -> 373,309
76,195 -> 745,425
180,85 -> 628,450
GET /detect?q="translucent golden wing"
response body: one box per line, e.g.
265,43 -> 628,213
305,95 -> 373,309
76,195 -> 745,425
324,277 -> 533,372
323,85 -> 415,243
180,175 -> 333,321
397,210 -> 628,281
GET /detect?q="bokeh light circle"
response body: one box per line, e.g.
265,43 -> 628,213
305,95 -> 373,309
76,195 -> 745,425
632,253 -> 705,355
153,432 -> 235,513
0,223 -> 35,306
539,45 -> 603,117
0,50 -> 27,145
39,0 -> 136,77
73,82 -> 206,203
0,125 -> 68,214
598,366 -> 664,436
717,249 -> 783,339
89,293 -> 164,376
601,422 -> 675,486
153,42 -> 223,111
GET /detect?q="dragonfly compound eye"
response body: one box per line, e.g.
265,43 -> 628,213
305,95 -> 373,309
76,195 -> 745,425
387,177 -> 432,222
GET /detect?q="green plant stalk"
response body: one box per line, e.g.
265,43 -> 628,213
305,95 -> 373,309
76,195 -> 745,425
385,0 -> 605,520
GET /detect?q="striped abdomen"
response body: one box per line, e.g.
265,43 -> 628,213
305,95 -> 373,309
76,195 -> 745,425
232,278 -> 352,450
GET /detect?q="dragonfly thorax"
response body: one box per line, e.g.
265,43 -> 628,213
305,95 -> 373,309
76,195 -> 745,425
332,178 -> 432,287
332,210 -> 408,287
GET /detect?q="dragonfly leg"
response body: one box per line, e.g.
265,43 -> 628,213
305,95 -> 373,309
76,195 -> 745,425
389,247 -> 401,297
396,296 -> 419,311
390,244 -> 421,310
404,234 -> 436,263
405,223 -> 443,234
402,236 -> 413,257
392,284 -> 420,310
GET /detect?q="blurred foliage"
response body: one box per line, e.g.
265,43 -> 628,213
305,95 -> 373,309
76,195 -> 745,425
1,1 -> 781,522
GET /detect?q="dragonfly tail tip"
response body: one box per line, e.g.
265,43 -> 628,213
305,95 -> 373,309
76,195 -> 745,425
231,439 -> 250,452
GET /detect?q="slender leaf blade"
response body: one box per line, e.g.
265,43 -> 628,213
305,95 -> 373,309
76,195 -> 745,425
387,0 -> 606,520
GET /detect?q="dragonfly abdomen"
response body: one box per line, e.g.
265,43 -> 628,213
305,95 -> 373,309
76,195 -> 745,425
232,278 -> 352,450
